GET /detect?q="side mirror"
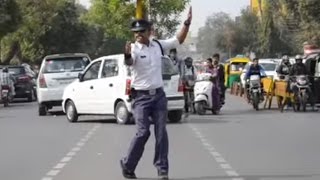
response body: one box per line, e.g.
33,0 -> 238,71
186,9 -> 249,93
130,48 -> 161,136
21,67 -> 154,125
78,72 -> 84,82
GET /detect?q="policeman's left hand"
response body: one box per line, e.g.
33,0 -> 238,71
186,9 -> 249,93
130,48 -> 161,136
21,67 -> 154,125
187,6 -> 192,22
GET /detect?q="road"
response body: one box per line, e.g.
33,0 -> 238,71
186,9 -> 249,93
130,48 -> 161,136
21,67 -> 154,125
1,95 -> 320,180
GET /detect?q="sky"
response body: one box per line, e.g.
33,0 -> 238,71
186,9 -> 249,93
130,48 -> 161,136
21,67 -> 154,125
79,0 -> 250,36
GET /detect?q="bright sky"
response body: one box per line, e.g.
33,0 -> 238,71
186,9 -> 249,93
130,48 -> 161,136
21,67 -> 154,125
79,0 -> 250,36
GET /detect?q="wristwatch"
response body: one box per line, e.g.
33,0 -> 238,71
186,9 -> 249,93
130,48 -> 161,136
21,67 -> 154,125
184,20 -> 191,26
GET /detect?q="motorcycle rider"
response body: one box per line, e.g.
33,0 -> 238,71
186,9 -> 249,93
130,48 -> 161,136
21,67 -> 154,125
181,57 -> 196,117
289,55 -> 318,111
244,57 -> 266,101
168,48 -> 183,76
276,55 -> 291,80
0,67 -> 16,97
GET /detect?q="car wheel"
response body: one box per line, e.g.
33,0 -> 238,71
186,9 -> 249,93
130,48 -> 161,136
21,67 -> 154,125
66,100 -> 78,123
168,110 -> 183,123
115,101 -> 132,125
38,104 -> 47,116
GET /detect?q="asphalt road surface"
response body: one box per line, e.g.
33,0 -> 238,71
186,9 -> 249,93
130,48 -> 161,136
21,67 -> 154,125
1,95 -> 320,180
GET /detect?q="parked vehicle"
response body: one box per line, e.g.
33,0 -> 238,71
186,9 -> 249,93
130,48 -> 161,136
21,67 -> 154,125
247,75 -> 263,111
0,65 -> 37,102
37,53 -> 91,116
62,54 -> 184,124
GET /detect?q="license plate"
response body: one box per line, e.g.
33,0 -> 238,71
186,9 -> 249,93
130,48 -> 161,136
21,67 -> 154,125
59,81 -> 71,85
2,90 -> 8,93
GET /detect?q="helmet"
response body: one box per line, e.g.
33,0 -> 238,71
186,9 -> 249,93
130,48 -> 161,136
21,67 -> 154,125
2,67 -> 8,73
282,55 -> 289,60
295,54 -> 303,60
184,57 -> 193,63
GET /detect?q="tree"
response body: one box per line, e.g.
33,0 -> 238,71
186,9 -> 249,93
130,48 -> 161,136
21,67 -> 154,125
196,12 -> 242,58
149,0 -> 190,38
0,0 -> 21,39
1,0 -> 94,64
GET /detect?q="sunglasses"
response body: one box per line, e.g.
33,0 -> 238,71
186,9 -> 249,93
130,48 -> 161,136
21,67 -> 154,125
134,29 -> 146,33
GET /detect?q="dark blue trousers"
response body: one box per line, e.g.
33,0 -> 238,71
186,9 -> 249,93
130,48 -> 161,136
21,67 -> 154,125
122,88 -> 169,172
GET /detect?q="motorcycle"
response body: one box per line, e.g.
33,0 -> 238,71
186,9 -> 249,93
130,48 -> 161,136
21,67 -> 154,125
247,75 -> 263,111
194,73 -> 221,115
291,75 -> 310,112
1,85 -> 13,107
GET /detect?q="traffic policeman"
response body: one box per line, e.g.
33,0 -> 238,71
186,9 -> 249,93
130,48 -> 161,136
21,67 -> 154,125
120,7 -> 192,180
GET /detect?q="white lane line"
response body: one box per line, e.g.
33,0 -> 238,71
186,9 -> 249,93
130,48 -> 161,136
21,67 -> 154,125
189,125 -> 244,179
54,163 -> 66,169
60,157 -> 72,163
66,151 -> 77,157
41,125 -> 101,180
71,147 -> 81,152
46,170 -> 60,176
41,177 -> 53,180
220,163 -> 232,169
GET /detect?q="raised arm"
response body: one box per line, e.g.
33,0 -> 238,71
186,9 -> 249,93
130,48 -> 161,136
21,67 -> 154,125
176,7 -> 192,44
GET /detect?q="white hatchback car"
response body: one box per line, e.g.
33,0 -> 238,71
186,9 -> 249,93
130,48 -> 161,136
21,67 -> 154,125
37,53 -> 91,116
62,54 -> 184,124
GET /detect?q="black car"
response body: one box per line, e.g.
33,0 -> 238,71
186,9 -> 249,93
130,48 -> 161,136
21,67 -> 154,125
1,65 -> 37,102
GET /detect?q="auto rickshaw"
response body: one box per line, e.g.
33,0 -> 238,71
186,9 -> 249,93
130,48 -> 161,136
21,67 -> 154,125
224,56 -> 251,88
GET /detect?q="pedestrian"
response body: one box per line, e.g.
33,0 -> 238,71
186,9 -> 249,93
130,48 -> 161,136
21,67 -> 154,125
212,53 -> 225,105
120,7 -> 192,180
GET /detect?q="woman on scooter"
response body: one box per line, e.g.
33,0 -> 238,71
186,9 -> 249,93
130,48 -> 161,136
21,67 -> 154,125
205,58 -> 221,114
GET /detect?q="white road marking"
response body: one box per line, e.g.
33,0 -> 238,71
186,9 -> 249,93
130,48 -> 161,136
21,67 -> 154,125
220,163 -> 232,169
189,125 -> 244,179
71,147 -> 81,152
66,151 -> 77,157
41,125 -> 101,180
60,157 -> 72,163
46,170 -> 60,176
41,177 -> 53,180
54,163 -> 66,169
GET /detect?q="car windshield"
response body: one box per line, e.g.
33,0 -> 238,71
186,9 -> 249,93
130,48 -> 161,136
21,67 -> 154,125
8,67 -> 25,75
43,57 -> 88,73
260,63 -> 276,71
230,62 -> 247,71
162,56 -> 179,75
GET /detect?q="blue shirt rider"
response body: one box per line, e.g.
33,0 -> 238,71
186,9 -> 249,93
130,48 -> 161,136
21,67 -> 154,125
244,58 -> 266,100
245,58 -> 267,80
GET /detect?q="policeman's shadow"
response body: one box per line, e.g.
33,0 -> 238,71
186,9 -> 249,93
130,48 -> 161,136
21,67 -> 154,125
137,173 -> 319,180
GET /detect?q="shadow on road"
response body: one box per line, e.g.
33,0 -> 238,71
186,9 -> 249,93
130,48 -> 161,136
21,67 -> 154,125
137,173 -> 320,180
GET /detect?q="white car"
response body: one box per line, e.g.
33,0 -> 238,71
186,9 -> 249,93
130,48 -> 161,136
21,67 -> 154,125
240,59 -> 278,87
62,54 -> 184,124
37,53 -> 91,116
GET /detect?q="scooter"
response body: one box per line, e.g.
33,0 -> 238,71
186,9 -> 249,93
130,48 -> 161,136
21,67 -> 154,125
1,85 -> 13,107
194,73 -> 220,115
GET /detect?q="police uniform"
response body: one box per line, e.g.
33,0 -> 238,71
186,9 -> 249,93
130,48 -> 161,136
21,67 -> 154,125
121,19 -> 179,179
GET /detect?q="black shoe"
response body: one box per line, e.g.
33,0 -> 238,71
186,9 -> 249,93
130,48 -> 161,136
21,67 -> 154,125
158,170 -> 169,180
120,160 -> 137,179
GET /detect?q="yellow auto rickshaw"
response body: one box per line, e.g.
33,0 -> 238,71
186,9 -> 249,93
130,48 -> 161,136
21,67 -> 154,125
224,57 -> 251,88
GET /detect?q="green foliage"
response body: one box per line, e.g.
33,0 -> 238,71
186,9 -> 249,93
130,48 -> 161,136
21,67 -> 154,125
149,0 -> 190,38
0,0 -> 21,39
